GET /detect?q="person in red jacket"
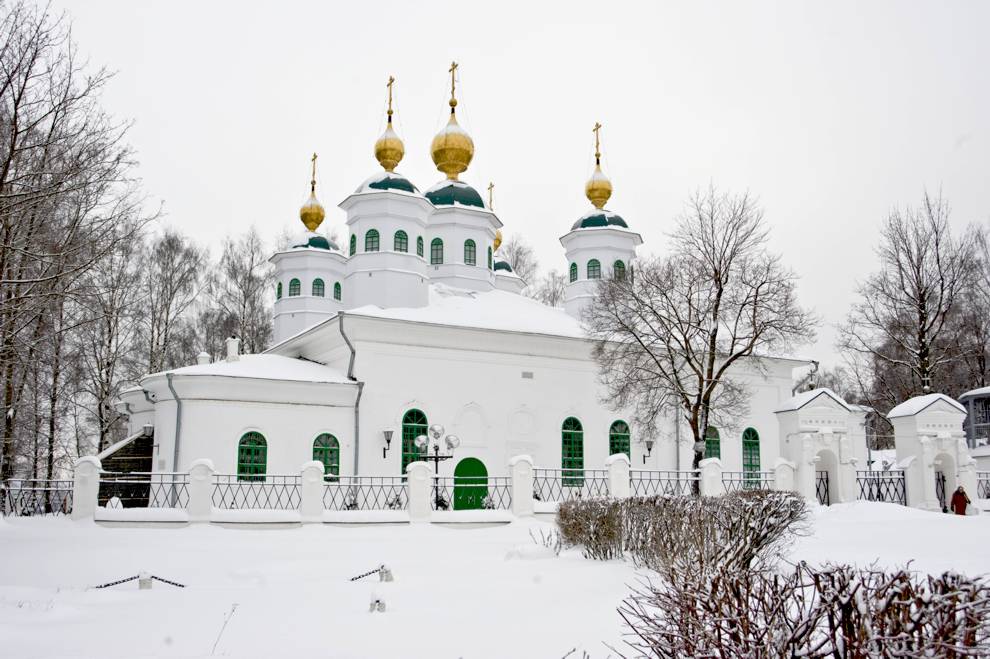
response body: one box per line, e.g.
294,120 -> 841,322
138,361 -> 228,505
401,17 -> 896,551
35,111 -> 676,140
950,485 -> 971,515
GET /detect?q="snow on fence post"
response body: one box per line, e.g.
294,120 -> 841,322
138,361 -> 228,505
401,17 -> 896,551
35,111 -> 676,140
773,457 -> 797,493
187,459 -> 215,522
299,461 -> 325,523
405,461 -> 432,522
698,457 -> 723,497
508,454 -> 535,517
606,453 -> 631,499
71,456 -> 101,520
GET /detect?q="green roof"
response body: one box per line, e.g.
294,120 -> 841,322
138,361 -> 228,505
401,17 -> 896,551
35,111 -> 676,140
494,260 -> 513,272
356,171 -> 419,195
291,233 -> 336,251
425,181 -> 485,208
571,210 -> 629,231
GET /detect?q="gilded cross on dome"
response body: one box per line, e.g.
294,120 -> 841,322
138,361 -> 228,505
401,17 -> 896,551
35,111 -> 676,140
592,122 -> 602,164
386,76 -> 395,121
487,181 -> 494,209
448,61 -> 459,110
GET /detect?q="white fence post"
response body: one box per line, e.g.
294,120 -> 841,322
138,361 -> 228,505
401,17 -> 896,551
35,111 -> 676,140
698,457 -> 723,497
774,457 -> 797,493
71,456 -> 101,520
508,455 -> 534,517
299,461 -> 325,523
606,453 -> 631,498
405,461 -> 432,522
187,459 -> 215,522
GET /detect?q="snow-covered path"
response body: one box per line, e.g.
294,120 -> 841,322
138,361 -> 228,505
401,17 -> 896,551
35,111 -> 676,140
1,503 -> 988,658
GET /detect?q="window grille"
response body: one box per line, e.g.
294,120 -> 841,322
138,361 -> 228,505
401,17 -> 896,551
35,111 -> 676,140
349,234 -> 356,256
313,434 -> 340,481
705,426 -> 720,459
333,282 -> 341,301
401,409 -> 428,473
417,236 -> 424,257
562,417 -> 584,486
430,238 -> 444,265
365,229 -> 380,252
394,230 -> 408,252
569,263 -> 578,282
312,278 -> 325,297
609,420 -> 630,459
288,279 -> 301,297
464,239 -> 476,265
237,432 -> 267,481
587,259 -> 601,279
613,260 -> 626,280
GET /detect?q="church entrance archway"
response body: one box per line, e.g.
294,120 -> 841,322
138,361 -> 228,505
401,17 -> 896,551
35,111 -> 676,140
814,449 -> 838,506
453,457 -> 488,510
934,452 -> 956,512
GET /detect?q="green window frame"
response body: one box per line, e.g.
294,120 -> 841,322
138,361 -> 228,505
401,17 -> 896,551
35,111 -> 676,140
742,427 -> 760,487
365,229 -> 380,252
487,246 -> 493,270
562,417 -> 584,487
464,239 -> 476,265
288,278 -> 301,296
313,433 -> 340,482
609,420 -> 631,459
569,263 -> 578,283
401,409 -> 428,474
276,282 -> 282,299
237,432 -> 267,481
394,230 -> 408,252
312,278 -> 325,297
705,426 -> 720,460
587,259 -> 601,279
430,238 -> 444,265
417,236 -> 424,257
613,260 -> 626,280
349,234 -> 356,256
333,282 -> 341,301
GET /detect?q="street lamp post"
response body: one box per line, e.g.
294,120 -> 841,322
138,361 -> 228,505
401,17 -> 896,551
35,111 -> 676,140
414,424 -> 460,510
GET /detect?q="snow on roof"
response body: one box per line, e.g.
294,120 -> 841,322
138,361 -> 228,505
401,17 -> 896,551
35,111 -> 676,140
148,354 -> 351,384
347,283 -> 584,339
774,388 -> 850,413
887,393 -> 966,419
959,386 -> 990,400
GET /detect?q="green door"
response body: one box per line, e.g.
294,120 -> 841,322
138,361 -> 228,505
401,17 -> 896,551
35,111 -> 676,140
453,458 -> 488,510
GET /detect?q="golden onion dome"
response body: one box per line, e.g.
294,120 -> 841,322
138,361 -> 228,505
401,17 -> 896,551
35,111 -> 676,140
585,121 -> 612,209
375,76 -> 404,172
431,61 -> 474,180
299,153 -> 325,231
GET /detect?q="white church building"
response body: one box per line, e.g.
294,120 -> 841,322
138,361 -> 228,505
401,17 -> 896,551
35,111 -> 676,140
114,71 -> 810,492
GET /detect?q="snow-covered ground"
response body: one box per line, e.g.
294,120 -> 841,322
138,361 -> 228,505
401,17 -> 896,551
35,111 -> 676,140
1,502 -> 988,658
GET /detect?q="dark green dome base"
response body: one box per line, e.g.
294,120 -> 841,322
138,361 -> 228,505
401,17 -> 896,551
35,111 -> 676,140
571,209 -> 628,230
425,180 -> 486,208
357,171 -> 419,194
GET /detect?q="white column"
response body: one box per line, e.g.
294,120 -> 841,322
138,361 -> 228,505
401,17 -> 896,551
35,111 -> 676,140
773,457 -> 797,493
605,453 -> 631,498
71,456 -> 102,520
698,457 -> 723,497
508,454 -> 534,517
405,461 -> 432,522
187,459 -> 215,522
299,460 -> 325,523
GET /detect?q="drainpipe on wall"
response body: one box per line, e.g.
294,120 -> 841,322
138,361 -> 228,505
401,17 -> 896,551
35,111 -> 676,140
338,313 -> 364,476
165,373 -> 183,472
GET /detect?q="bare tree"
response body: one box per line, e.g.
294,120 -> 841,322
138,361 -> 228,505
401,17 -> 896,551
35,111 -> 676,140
497,233 -> 537,283
528,269 -> 567,308
838,192 -> 976,410
585,187 -> 816,469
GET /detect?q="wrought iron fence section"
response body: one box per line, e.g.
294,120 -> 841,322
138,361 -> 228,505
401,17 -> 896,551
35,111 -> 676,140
722,471 -> 776,492
856,470 -> 906,505
978,472 -> 990,499
482,476 -> 512,510
815,471 -> 830,506
629,470 -> 699,496
212,474 -> 301,510
322,476 -> 408,511
99,472 -> 189,509
1,479 -> 73,516
425,475 -> 513,511
532,468 -> 610,502
430,477 -> 455,511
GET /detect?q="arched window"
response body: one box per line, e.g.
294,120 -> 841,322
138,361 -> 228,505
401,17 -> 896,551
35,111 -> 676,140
402,409 -> 428,473
742,427 -> 761,486
313,433 -> 340,482
430,238 -> 444,265
333,282 -> 341,301
417,236 -> 424,257
613,260 -> 626,280
569,263 -> 578,283
487,246 -> 493,270
276,282 -> 282,300
365,229 -> 380,252
562,417 -> 584,486
609,420 -> 631,459
464,239 -> 476,265
394,230 -> 408,252
587,259 -> 601,279
312,278 -> 325,297
349,234 -> 356,256
705,426 -> 721,460
288,278 -> 301,296
237,432 -> 267,481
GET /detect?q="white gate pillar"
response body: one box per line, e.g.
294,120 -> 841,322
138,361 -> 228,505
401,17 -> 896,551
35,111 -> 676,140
405,461 -> 432,522
508,455 -> 534,517
187,458 -> 215,522
299,461 -> 325,523
698,457 -> 723,497
71,456 -> 101,520
773,457 -> 796,492
605,453 -> 631,498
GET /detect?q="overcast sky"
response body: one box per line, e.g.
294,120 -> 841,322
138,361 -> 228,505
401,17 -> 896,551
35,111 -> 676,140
52,0 -> 989,367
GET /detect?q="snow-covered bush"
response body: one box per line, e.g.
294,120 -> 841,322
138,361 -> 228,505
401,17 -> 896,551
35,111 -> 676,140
619,561 -> 990,657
